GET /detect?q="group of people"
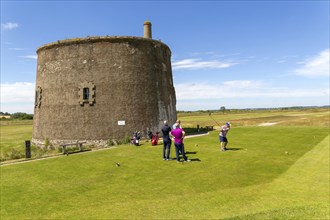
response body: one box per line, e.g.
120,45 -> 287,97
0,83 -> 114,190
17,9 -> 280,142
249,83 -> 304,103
160,119 -> 231,162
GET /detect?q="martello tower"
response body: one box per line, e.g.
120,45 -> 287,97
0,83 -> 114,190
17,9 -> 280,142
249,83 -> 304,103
32,21 -> 177,146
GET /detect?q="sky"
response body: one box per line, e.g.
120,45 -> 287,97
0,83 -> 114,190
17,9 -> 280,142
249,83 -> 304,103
1,0 -> 329,113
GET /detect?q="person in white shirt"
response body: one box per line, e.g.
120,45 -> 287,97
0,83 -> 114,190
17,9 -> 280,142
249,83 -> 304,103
172,120 -> 182,129
219,122 -> 231,151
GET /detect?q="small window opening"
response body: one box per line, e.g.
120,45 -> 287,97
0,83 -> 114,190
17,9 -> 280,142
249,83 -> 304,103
35,91 -> 39,103
83,88 -> 89,100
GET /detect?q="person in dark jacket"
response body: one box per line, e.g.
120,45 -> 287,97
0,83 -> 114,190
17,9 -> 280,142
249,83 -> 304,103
161,120 -> 172,160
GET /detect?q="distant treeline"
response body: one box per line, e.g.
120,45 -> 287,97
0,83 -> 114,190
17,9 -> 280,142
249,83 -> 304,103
177,105 -> 330,114
0,112 -> 33,120
1,105 -> 329,120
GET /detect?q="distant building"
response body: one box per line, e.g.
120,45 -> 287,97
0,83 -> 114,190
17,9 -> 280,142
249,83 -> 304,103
0,115 -> 11,119
32,21 -> 177,147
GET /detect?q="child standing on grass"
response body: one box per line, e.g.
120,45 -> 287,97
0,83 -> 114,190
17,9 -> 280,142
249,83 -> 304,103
219,122 -> 231,151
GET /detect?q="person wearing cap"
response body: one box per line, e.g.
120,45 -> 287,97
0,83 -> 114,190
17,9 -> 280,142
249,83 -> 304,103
161,120 -> 172,160
219,122 -> 231,151
170,123 -> 190,162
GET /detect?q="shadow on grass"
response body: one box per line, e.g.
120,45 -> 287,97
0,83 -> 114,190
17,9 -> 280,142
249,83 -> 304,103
65,149 -> 92,155
226,148 -> 243,151
186,151 -> 197,154
190,158 -> 201,162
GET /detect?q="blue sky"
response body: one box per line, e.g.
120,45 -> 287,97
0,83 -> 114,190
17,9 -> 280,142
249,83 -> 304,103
1,0 -> 329,113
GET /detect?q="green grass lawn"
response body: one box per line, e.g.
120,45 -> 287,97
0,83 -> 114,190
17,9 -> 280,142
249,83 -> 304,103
1,125 -> 329,219
0,123 -> 32,152
0,123 -> 33,161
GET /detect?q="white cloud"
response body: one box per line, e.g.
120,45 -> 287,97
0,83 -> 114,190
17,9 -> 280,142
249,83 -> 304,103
174,80 -> 329,110
222,80 -> 263,89
1,82 -> 35,113
172,58 -> 237,70
1,22 -> 19,30
10,48 -> 28,51
293,49 -> 330,77
20,55 -> 38,60
175,80 -> 329,100
1,82 -> 35,103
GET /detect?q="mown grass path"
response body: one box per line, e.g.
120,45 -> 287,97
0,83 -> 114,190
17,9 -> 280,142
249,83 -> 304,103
226,135 -> 329,219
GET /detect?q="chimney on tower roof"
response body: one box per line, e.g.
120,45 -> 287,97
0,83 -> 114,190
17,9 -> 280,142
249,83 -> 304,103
144,21 -> 152,39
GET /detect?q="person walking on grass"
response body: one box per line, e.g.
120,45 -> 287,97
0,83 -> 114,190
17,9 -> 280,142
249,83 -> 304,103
220,122 -> 231,151
170,124 -> 190,163
161,120 -> 172,160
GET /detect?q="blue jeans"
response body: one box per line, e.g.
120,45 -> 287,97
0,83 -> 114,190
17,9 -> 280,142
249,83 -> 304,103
163,140 -> 171,159
174,142 -> 187,161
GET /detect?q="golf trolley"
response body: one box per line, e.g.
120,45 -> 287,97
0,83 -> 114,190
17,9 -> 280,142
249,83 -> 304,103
131,131 -> 141,146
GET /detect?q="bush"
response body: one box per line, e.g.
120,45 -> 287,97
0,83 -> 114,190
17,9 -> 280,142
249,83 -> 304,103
57,147 -> 64,153
107,135 -> 130,146
107,139 -> 118,146
117,135 -> 131,145
44,138 -> 50,147
9,148 -> 23,160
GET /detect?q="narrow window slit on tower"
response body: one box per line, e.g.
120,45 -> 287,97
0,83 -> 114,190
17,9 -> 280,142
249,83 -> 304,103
79,82 -> 95,106
83,87 -> 89,100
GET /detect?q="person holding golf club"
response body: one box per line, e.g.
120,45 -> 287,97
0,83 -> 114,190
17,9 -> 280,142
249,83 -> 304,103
161,120 -> 172,161
170,123 -> 190,163
219,122 -> 231,151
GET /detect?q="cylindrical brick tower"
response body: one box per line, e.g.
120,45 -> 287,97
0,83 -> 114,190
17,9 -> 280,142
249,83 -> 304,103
32,22 -> 177,146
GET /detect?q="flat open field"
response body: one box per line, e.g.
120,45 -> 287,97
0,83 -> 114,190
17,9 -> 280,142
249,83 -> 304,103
178,108 -> 330,128
0,120 -> 33,161
0,108 -> 329,219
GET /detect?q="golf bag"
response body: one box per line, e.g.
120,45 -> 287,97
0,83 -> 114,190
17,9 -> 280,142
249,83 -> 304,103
131,131 -> 141,146
151,132 -> 159,146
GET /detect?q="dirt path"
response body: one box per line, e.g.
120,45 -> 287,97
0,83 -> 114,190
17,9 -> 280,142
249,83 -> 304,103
185,132 -> 210,139
258,122 -> 279,126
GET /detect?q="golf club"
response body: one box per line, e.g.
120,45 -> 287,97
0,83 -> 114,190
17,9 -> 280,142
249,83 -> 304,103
208,113 -> 221,127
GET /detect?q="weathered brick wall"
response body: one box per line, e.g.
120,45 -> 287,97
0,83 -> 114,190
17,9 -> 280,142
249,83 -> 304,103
32,37 -> 176,145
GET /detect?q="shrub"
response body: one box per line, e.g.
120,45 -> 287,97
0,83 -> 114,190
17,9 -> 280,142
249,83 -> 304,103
0,152 -> 6,162
118,135 -> 131,145
107,136 -> 131,146
57,147 -> 64,153
44,138 -> 50,147
107,139 -> 115,146
10,148 -> 23,160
